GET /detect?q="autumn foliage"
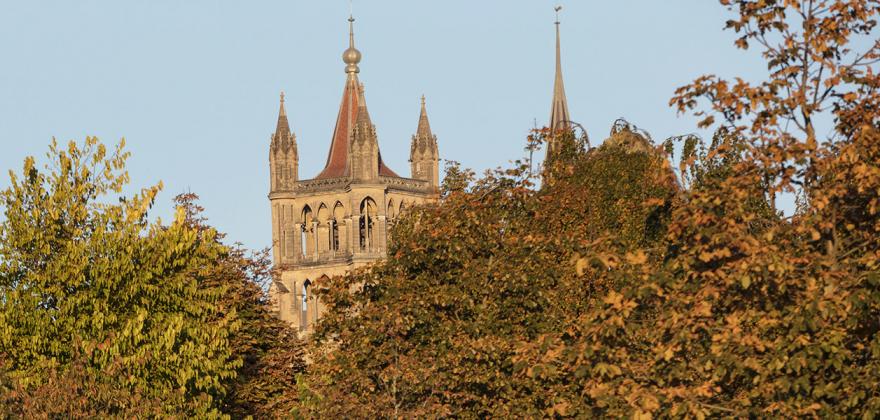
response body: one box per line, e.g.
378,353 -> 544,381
298,1 -> 880,417
1,0 -> 879,418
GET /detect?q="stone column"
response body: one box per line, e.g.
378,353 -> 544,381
375,215 -> 387,255
344,217 -> 354,255
293,223 -> 302,262
284,226 -> 296,262
277,287 -> 293,324
365,216 -> 372,252
303,224 -> 312,258
340,221 -> 348,254
317,222 -> 328,256
311,221 -> 319,261
270,204 -> 279,264
355,216 -> 364,254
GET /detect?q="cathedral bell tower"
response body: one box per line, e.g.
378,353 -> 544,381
267,13 -> 441,334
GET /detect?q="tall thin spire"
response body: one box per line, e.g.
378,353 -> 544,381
549,6 -> 571,133
416,95 -> 432,138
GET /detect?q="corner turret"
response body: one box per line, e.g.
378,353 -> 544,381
409,95 -> 440,190
350,84 -> 380,182
269,91 -> 298,192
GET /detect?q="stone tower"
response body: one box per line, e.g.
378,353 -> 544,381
267,15 -> 440,333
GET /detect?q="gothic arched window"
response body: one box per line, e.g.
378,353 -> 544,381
301,206 -> 314,257
301,280 -> 311,330
330,219 -> 339,251
359,197 -> 377,251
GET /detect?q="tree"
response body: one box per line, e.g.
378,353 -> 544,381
0,138 -> 236,417
513,1 -> 880,416
173,193 -> 307,418
671,0 -> 880,206
548,120 -> 679,249
299,1 -> 880,417
298,123 -> 677,417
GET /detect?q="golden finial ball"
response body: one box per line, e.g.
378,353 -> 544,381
343,47 -> 362,65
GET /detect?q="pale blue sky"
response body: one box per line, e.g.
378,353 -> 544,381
0,1 -> 769,251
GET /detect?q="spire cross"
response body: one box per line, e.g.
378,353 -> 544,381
555,5 -> 562,25
342,9 -> 362,74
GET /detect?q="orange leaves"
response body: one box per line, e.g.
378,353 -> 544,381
575,257 -> 589,276
626,250 -> 649,266
694,301 -> 714,318
698,115 -> 716,129
698,247 -> 733,263
302,3 -> 880,411
603,291 -> 638,321
547,400 -> 571,417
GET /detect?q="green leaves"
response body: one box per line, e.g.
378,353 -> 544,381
0,139 -> 240,417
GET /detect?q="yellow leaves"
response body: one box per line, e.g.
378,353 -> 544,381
575,256 -> 588,277
633,410 -> 654,420
604,291 -> 624,308
603,291 -> 638,321
23,156 -> 35,174
594,362 -> 623,378
573,252 -> 620,275
663,347 -> 676,362
174,205 -> 187,224
626,250 -> 648,266
698,247 -> 732,263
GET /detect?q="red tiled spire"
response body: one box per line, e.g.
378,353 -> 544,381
315,15 -> 399,180
316,75 -> 359,179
